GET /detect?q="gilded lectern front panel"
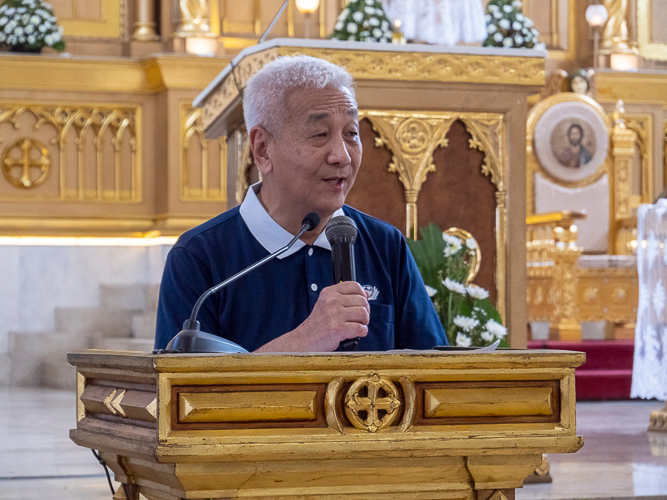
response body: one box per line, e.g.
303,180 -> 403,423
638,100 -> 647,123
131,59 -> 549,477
69,349 -> 583,500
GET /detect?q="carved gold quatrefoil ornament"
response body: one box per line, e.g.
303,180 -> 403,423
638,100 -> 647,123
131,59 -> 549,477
344,374 -> 401,433
2,138 -> 51,189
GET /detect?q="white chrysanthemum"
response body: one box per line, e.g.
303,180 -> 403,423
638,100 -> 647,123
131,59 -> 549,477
456,332 -> 472,347
466,238 -> 476,250
381,20 -> 389,30
347,22 -> 358,33
442,233 -> 461,246
0,32 -> 5,42
364,6 -> 374,14
0,18 -> 6,26
27,34 -> 35,44
339,8 -> 349,19
488,4 -> 499,11
6,7 -> 15,15
17,7 -> 26,13
653,280 -> 666,317
486,14 -> 492,22
493,32 -> 503,42
512,21 -> 522,30
481,330 -> 494,342
443,278 -> 466,294
18,34 -> 25,43
515,34 -> 524,44
487,23 -> 497,34
14,26 -> 23,36
485,319 -> 507,338
454,315 -> 479,332
25,24 -> 33,34
352,11 -> 363,22
499,18 -> 510,29
425,285 -> 437,297
535,42 -> 546,50
503,4 -> 512,12
21,13 -> 29,23
493,10 -> 502,19
467,284 -> 489,300
516,13 -> 524,21
369,17 -> 379,26
372,28 -> 382,38
513,0 -> 523,7
365,0 -> 373,4
335,21 -> 343,30
503,37 -> 514,47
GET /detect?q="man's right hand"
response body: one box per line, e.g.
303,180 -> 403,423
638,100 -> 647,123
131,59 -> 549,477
255,282 -> 369,353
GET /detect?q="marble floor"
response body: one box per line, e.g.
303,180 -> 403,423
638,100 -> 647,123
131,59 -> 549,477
0,388 -> 665,500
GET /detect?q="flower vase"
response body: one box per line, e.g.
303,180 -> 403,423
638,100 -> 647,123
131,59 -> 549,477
10,45 -> 42,54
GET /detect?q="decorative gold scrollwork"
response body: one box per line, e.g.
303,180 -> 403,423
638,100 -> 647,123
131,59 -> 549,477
2,138 -> 51,189
345,374 -> 401,433
443,227 -> 481,284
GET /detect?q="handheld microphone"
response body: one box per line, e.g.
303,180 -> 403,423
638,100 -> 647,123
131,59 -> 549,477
164,212 -> 321,353
325,215 -> 360,351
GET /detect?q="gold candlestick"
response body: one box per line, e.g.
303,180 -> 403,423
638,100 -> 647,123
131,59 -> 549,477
392,19 -> 405,44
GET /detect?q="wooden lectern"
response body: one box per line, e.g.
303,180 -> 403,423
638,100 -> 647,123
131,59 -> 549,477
68,349 -> 583,499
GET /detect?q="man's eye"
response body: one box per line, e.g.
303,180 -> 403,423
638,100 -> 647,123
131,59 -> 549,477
312,132 -> 327,138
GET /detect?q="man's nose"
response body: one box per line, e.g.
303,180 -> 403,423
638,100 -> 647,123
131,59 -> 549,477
327,136 -> 351,166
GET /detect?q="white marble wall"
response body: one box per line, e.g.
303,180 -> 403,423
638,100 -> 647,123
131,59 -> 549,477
0,243 -> 172,358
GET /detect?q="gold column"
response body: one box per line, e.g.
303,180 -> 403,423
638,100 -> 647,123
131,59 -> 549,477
548,223 -> 583,341
132,0 -> 160,41
611,100 -> 636,222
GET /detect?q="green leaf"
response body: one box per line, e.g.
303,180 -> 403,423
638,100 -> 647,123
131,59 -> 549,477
406,223 -> 446,289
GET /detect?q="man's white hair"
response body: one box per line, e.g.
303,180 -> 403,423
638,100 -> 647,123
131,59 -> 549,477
243,55 -> 355,136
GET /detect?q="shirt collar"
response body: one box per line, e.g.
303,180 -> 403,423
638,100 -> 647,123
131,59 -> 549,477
239,182 -> 345,259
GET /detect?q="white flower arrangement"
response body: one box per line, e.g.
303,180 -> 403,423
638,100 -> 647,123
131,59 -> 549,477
0,0 -> 64,52
330,0 -> 393,42
407,224 -> 508,348
483,0 -> 544,50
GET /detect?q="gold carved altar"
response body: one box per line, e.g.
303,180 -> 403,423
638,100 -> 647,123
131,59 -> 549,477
68,348 -> 584,499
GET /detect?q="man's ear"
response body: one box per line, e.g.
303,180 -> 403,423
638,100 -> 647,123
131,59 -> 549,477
249,126 -> 272,176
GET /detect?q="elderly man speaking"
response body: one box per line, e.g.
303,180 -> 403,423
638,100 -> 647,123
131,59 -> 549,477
155,55 -> 446,352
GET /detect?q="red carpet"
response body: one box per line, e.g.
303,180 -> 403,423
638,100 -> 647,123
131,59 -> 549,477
527,340 -> 635,401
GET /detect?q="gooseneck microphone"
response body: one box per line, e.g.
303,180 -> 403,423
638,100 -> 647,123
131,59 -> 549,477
325,215 -> 360,351
164,212 -> 321,353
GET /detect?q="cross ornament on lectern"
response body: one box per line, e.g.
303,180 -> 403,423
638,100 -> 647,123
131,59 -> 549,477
344,374 -> 402,432
2,138 -> 51,189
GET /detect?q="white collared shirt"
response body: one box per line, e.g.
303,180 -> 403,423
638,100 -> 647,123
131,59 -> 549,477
239,182 -> 345,259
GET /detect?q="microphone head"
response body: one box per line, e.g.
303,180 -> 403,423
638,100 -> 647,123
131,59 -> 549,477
325,215 -> 358,244
302,212 -> 321,232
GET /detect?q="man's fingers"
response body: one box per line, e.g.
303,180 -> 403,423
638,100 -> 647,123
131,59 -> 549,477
342,323 -> 368,339
341,305 -> 370,325
339,294 -> 370,310
330,281 -> 366,296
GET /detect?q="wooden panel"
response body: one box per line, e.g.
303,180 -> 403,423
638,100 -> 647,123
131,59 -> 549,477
171,384 -> 327,430
345,118 -> 406,232
420,120 -> 498,303
424,386 -> 554,418
80,383 -> 157,424
415,380 -> 561,425
178,390 -> 318,423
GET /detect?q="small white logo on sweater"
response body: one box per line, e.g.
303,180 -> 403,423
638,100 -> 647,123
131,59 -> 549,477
362,285 -> 379,301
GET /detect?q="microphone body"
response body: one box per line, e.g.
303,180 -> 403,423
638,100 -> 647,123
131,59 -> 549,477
164,212 -> 321,353
325,216 -> 360,351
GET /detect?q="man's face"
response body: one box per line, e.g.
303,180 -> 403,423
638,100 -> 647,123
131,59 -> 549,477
264,85 -> 362,218
568,127 -> 582,146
